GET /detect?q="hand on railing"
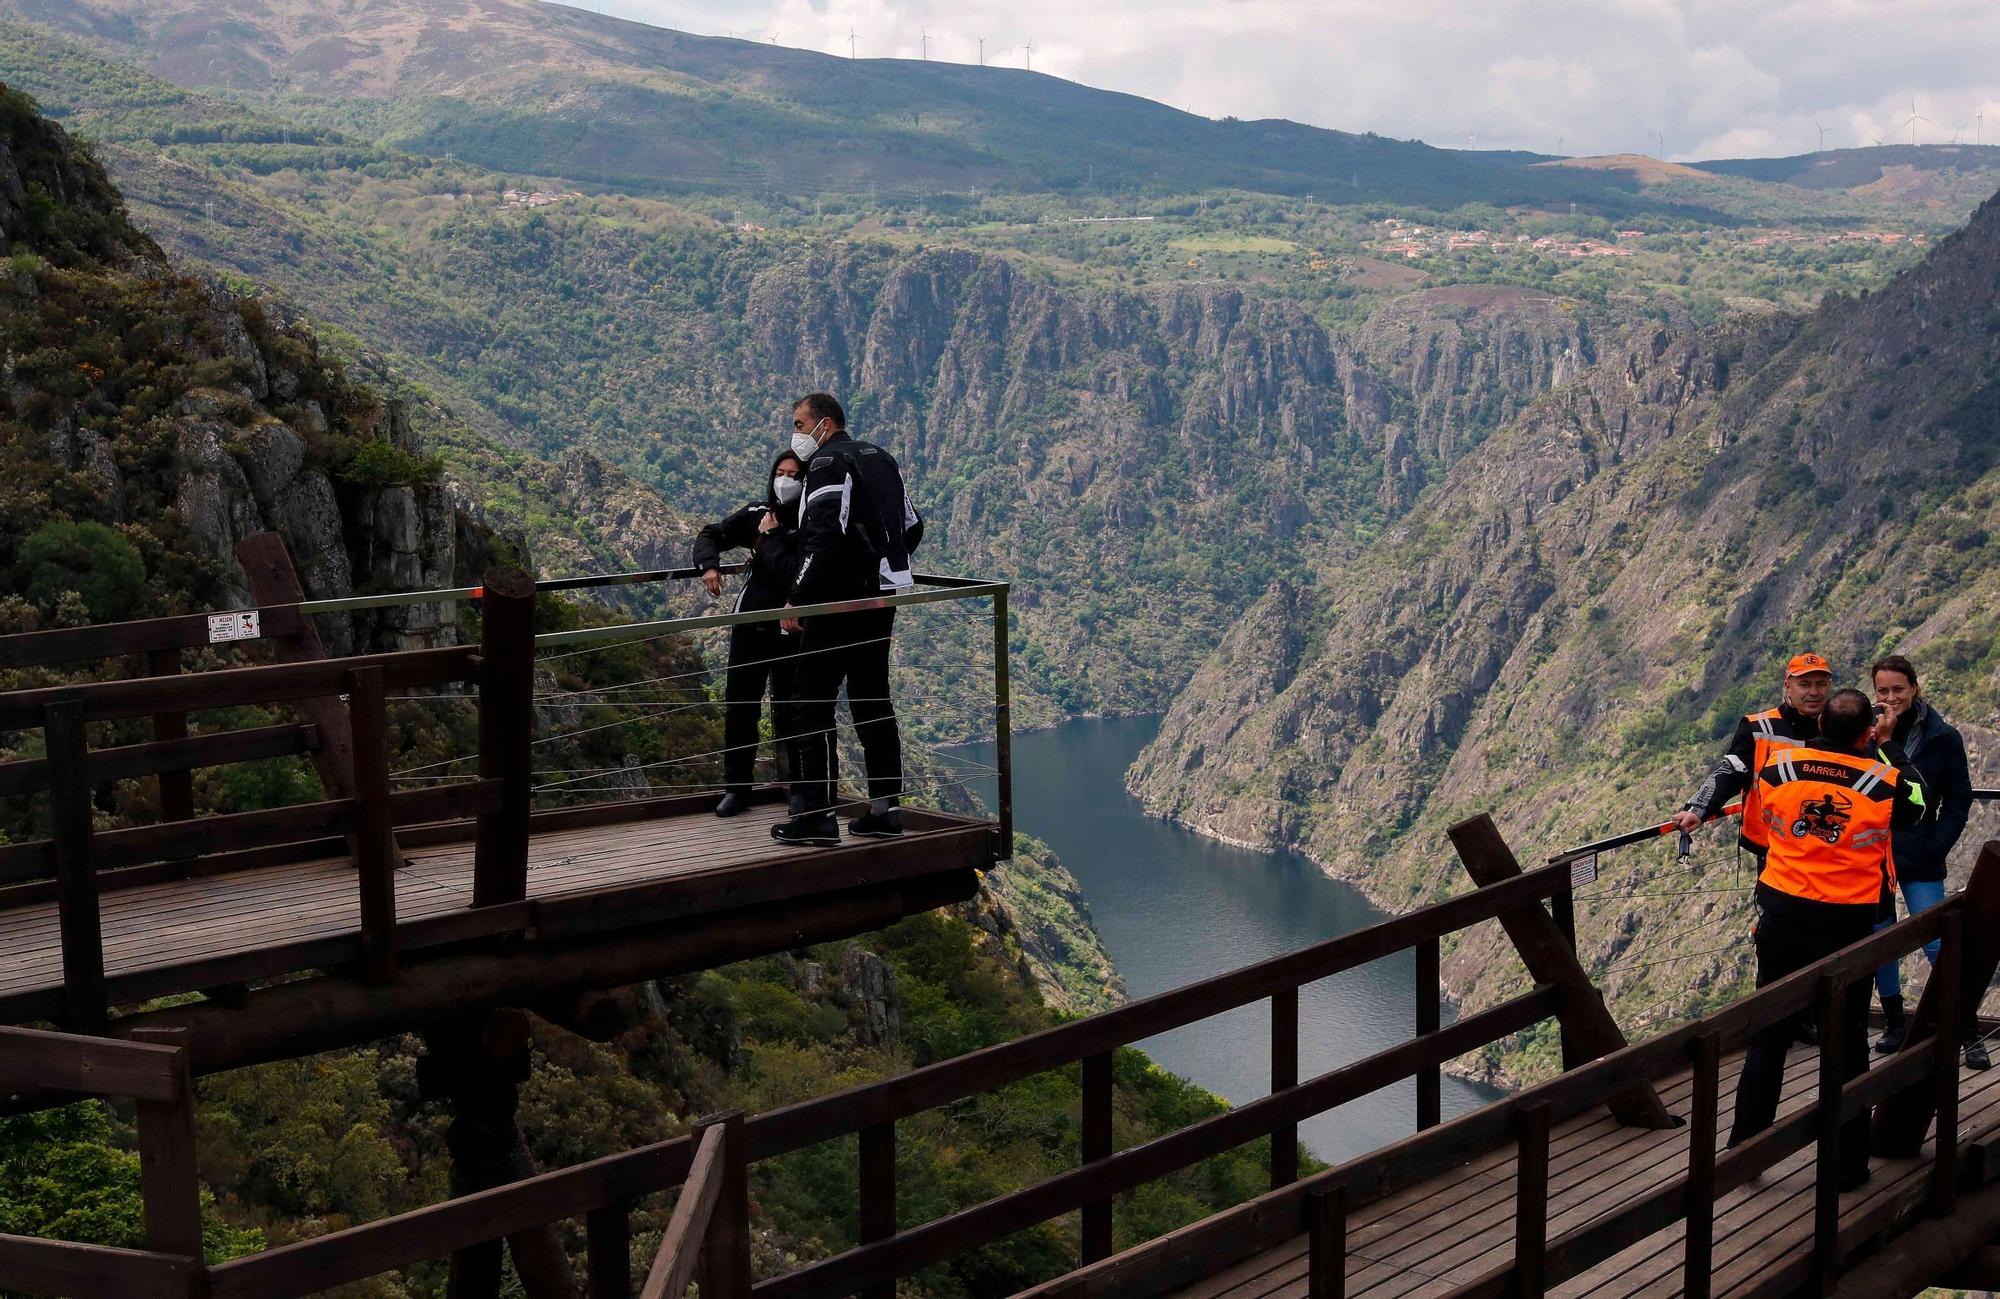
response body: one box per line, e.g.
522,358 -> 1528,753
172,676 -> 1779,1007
1550,802 -> 1743,867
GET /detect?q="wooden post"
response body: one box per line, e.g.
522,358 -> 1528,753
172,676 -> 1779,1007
347,666 -> 398,983
1081,1050 -> 1115,1264
1306,1183 -> 1346,1299
1449,815 -> 1673,1128
235,532 -> 356,800
1415,937 -> 1441,1131
1932,911 -> 1962,1216
1550,874 -> 1576,952
422,1011 -> 576,1299
473,568 -> 536,910
1514,1101 -> 1550,1298
1551,876 -> 1580,1070
1684,1031 -> 1721,1299
1876,846 -> 2000,1158
859,1121 -> 896,1299
1272,987 -> 1299,1190
587,1202 -> 634,1299
129,1026 -> 204,1262
147,648 -> 195,828
1812,974 -> 1842,1296
45,697 -> 106,1034
697,1112 -> 752,1299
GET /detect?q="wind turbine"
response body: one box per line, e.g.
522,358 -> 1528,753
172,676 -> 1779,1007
848,26 -> 858,59
976,36 -> 986,66
1815,121 -> 1827,152
1654,128 -> 1665,159
1978,108 -> 1986,146
1022,39 -> 1034,71
920,28 -> 930,60
1904,97 -> 1928,147
1466,128 -> 1478,148
1556,134 -> 1564,154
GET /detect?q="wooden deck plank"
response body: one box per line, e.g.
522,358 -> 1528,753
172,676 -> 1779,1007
0,802 -> 991,1014
1567,1057 -> 2000,1299
1173,1044 -> 1940,1299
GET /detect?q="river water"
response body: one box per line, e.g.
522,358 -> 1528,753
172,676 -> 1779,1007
960,714 -> 1497,1163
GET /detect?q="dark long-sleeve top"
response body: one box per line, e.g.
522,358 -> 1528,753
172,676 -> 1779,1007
1886,700 -> 1973,882
791,431 -> 923,606
691,502 -> 801,613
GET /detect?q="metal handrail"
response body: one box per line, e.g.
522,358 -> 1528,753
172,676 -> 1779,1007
300,564 -> 1017,852
1554,789 -> 2000,868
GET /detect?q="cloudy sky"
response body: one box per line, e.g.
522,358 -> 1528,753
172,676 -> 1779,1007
562,0 -> 2000,161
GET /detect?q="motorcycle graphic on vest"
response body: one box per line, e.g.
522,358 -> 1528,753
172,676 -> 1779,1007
1790,792 -> 1853,845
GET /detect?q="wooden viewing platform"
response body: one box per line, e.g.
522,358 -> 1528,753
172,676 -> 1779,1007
0,541 -> 1008,1075
0,795 -> 992,1032
5,542 -> 2000,1299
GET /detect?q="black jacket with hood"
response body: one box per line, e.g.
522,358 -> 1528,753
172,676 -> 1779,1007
690,451 -> 804,614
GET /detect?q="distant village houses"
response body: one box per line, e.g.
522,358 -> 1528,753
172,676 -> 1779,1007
499,186 -> 583,210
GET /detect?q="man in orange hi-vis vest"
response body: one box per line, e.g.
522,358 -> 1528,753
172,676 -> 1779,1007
1671,651 -> 1833,858
1726,688 -> 1932,1192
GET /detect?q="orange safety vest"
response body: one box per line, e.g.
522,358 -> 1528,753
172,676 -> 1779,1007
1756,745 -> 1898,907
1740,708 -> 1808,852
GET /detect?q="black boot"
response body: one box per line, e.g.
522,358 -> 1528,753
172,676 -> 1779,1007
1795,1014 -> 1819,1046
714,791 -> 748,818
1875,995 -> 1905,1055
771,810 -> 840,847
847,800 -> 904,839
1967,1038 -> 1992,1071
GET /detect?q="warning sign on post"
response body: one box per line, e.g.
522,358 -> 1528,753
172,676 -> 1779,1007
207,610 -> 261,644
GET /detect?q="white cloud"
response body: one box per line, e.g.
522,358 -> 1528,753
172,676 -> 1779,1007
565,0 -> 2000,159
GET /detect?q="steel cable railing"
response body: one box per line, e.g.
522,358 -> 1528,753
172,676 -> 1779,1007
344,565 -> 1014,845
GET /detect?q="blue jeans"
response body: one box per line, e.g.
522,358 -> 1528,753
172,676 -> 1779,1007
1874,877 -> 1948,999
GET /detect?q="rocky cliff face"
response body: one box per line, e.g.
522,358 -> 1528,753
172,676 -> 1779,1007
1350,286 -> 1600,509
0,87 -> 712,652
1133,191 -> 2000,1072
0,91 -> 459,650
727,246 -> 1602,719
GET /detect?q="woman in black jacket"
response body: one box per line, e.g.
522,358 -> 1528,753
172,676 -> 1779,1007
1868,655 -> 1983,1066
692,450 -> 808,816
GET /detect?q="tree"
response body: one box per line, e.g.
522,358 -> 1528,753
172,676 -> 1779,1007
18,519 -> 146,620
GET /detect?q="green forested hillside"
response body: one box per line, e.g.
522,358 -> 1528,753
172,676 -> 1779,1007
5,16 -> 1976,732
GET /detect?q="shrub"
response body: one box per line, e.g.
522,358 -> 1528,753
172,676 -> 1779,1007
333,438 -> 444,488
18,519 -> 146,620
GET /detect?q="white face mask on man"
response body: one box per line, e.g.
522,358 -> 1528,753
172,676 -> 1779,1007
772,474 -> 803,504
790,417 -> 828,462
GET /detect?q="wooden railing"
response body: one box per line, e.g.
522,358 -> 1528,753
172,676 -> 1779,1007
144,838 -> 1582,1299
0,1024 -> 207,1297
636,1115 -> 749,1299
0,569 -> 537,1031
13,832 -> 1993,1298
1030,842 -> 2000,1299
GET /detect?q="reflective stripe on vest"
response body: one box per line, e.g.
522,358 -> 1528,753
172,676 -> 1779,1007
1741,709 -> 1805,851
1756,745 -> 1898,907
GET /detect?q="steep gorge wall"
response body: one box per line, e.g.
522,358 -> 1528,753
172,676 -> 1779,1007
1132,193 -> 2000,1074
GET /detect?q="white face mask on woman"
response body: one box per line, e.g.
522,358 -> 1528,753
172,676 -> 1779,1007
772,475 -> 803,504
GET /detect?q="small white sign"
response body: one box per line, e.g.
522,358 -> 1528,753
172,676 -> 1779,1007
1569,856 -> 1598,888
207,610 -> 262,644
